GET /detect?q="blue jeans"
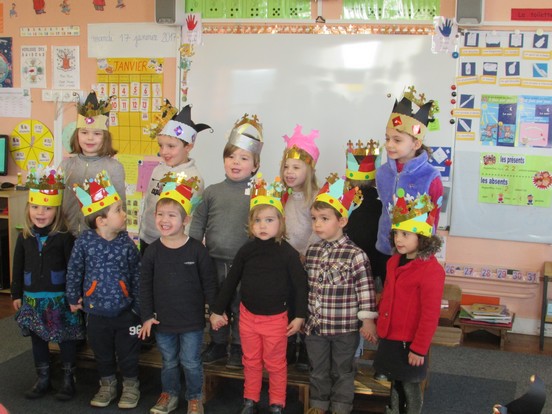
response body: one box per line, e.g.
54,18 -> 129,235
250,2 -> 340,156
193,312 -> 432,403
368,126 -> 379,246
155,330 -> 204,400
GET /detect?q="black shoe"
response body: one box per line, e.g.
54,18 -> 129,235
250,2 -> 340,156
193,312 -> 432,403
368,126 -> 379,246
374,372 -> 388,381
236,398 -> 258,414
226,344 -> 243,369
202,342 -> 227,364
295,342 -> 309,371
269,403 -> 284,413
55,363 -> 76,401
25,363 -> 52,399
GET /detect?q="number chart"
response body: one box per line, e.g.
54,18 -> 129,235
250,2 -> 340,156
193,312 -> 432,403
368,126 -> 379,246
96,57 -> 164,156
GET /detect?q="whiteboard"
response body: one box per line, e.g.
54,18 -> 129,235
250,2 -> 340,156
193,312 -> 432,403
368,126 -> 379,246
449,30 -> 552,244
187,34 -> 456,226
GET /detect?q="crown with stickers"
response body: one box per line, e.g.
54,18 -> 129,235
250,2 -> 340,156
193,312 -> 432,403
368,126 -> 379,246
228,113 -> 263,154
390,188 -> 440,237
386,85 -> 438,142
158,171 -> 202,215
345,139 -> 380,182
26,165 -> 65,207
315,173 -> 363,218
73,170 -> 121,216
249,173 -> 286,214
77,91 -> 113,131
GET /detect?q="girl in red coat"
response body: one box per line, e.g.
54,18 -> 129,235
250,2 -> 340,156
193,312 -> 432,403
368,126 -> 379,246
374,188 -> 445,414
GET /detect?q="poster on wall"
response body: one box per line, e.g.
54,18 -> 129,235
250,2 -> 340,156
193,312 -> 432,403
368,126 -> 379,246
21,45 -> 47,89
517,95 -> 552,148
96,57 -> 164,155
52,46 -> 80,89
0,38 -> 13,87
479,152 -> 552,207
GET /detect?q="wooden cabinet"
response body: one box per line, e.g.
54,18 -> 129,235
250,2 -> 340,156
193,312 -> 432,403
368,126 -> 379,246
0,190 -> 27,288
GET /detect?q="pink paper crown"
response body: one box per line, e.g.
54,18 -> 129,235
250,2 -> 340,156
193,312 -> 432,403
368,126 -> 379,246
282,124 -> 320,166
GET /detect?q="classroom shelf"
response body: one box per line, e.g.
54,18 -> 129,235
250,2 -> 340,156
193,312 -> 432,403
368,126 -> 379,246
540,262 -> 552,351
0,190 -> 27,289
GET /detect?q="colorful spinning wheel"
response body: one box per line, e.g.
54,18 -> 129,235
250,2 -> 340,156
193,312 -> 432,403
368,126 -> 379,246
9,119 -> 54,171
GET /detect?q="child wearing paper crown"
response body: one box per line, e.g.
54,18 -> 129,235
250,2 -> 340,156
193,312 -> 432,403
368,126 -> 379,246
374,189 -> 445,414
209,174 -> 308,414
190,113 -> 263,369
139,173 -> 217,414
65,170 -> 142,409
304,175 -> 378,414
279,124 -> 320,369
60,91 -> 126,237
11,167 -> 85,401
139,101 -> 211,254
376,86 -> 443,261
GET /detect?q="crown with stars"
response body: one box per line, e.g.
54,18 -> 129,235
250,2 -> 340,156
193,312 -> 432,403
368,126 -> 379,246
249,173 -> 286,214
73,170 -> 121,216
390,188 -> 440,237
228,113 -> 263,154
282,125 -> 320,167
386,86 -> 438,141
147,99 -> 179,139
77,91 -> 113,131
315,173 -> 363,218
26,165 -> 65,207
158,103 -> 212,144
345,139 -> 380,182
158,172 -> 202,215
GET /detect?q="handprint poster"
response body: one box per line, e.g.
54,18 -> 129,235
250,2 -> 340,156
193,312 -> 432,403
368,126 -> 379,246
432,16 -> 458,54
182,13 -> 202,45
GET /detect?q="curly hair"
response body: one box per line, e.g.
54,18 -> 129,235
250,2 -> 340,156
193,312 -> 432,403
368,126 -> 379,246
389,230 -> 442,260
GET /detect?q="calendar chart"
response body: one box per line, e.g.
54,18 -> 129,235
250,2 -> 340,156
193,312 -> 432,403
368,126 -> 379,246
96,58 -> 164,155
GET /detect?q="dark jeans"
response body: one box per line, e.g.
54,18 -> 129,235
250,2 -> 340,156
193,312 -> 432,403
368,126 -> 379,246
30,332 -> 77,365
210,258 -> 241,346
86,309 -> 141,378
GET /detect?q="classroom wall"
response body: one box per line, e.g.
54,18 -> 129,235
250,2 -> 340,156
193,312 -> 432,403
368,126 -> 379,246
1,0 -> 551,335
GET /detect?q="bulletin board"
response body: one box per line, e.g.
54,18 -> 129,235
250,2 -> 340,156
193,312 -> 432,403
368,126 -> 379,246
450,30 -> 552,244
186,33 -> 457,228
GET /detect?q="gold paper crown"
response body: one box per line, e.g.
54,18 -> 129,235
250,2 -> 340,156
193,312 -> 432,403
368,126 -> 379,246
148,99 -> 178,139
26,166 -> 65,207
158,172 -> 201,215
345,139 -> 380,181
402,86 -> 438,119
228,113 -> 264,154
346,139 -> 379,156
249,173 -> 285,214
316,173 -> 363,218
77,91 -> 113,131
390,188 -> 437,237
73,170 -> 121,216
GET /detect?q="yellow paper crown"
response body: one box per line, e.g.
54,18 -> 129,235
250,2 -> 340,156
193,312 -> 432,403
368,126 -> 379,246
249,173 -> 285,214
73,170 -> 121,216
158,172 -> 201,215
147,99 -> 178,139
345,139 -> 380,181
76,91 -> 113,131
26,166 -> 65,207
315,173 -> 363,218
390,188 -> 439,237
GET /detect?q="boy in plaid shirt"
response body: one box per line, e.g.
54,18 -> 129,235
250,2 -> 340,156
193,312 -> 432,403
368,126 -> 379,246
304,175 -> 378,414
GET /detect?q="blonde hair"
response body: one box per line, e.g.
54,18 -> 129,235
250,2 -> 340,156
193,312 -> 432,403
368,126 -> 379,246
22,203 -> 67,238
247,205 -> 286,243
279,150 -> 319,203
69,128 -> 118,157
223,140 -> 260,175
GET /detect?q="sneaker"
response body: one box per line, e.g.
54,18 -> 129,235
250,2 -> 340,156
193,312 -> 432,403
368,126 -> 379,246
306,408 -> 326,414
201,342 -> 227,364
150,392 -> 179,414
226,344 -> 243,369
374,372 -> 388,381
118,378 -> 140,409
268,403 -> 284,413
295,342 -> 309,371
90,377 -> 117,407
187,399 -> 204,414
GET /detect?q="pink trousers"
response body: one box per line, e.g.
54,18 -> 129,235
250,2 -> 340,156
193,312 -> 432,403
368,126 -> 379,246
239,303 -> 288,406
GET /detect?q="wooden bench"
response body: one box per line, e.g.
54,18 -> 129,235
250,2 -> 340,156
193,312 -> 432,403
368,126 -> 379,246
456,314 -> 515,350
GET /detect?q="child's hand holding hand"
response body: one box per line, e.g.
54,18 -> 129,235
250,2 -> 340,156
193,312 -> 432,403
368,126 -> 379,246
210,313 -> 228,330
408,352 -> 424,366
69,297 -> 83,312
139,317 -> 159,340
12,299 -> 21,311
360,318 -> 378,343
286,317 -> 305,337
